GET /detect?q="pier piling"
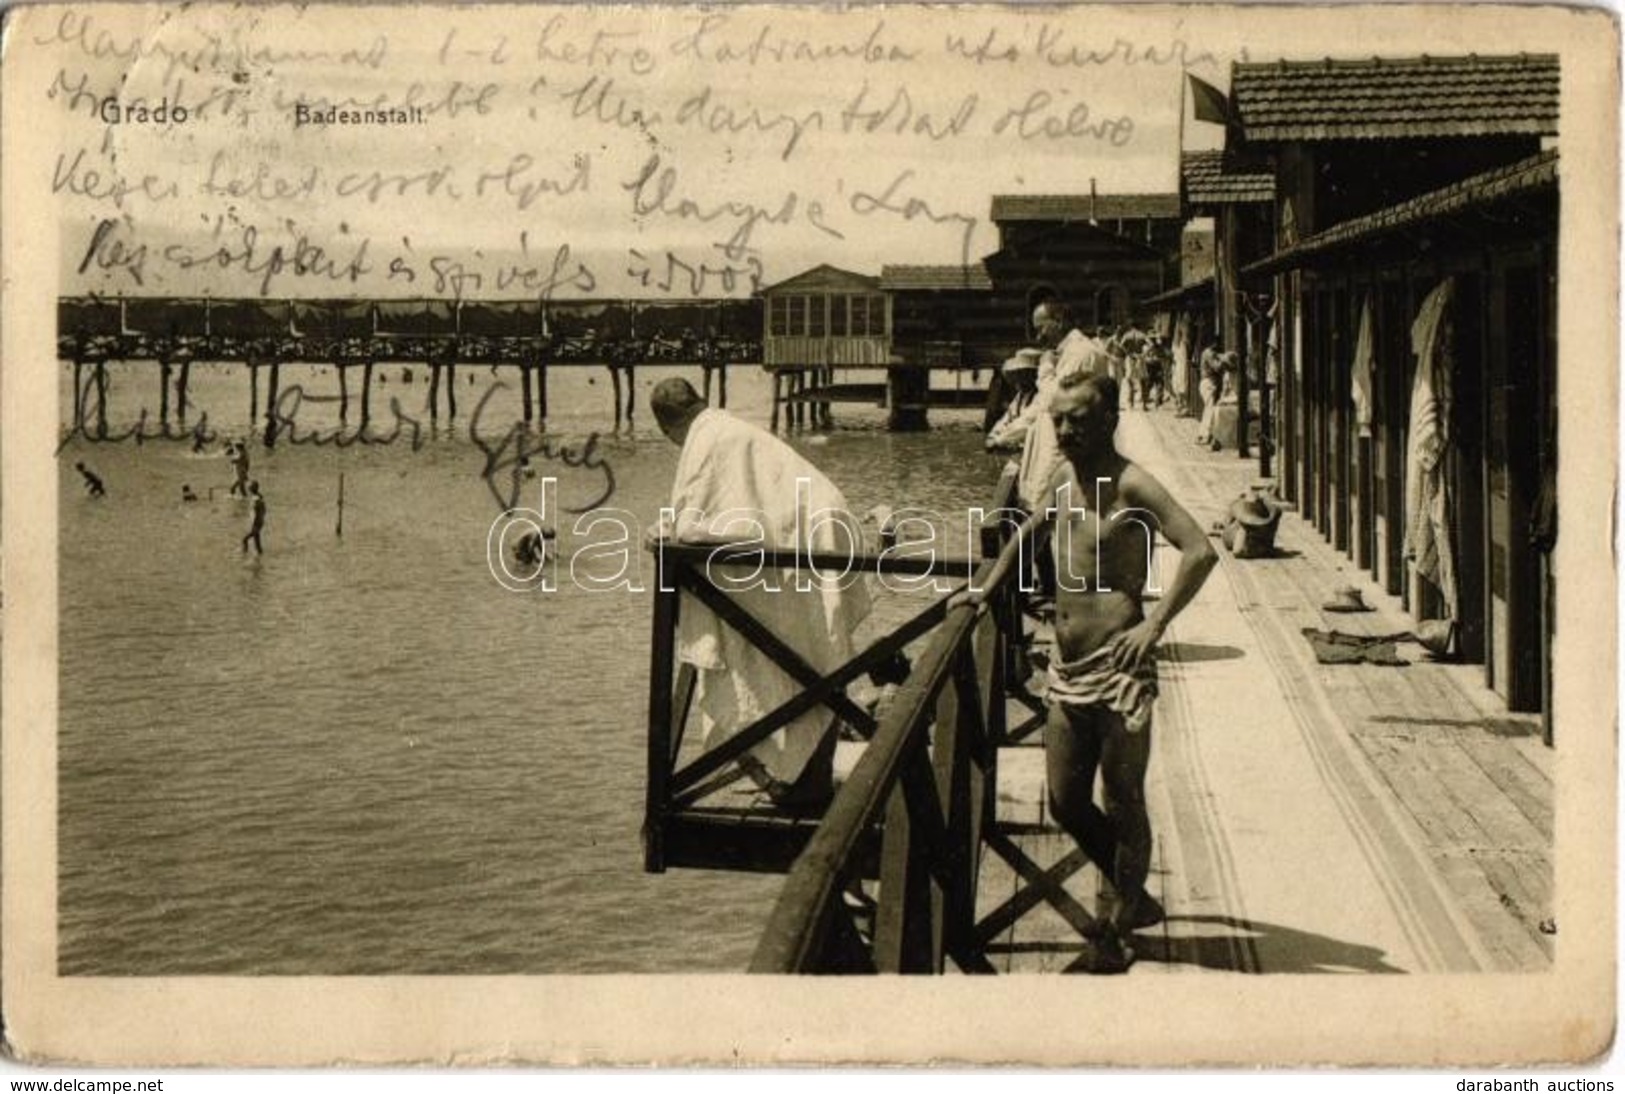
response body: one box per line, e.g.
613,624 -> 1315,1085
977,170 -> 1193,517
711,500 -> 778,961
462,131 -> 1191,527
338,364 -> 350,422
264,359 -> 282,446
249,359 -> 260,430
428,363 -> 441,420
177,359 -> 191,423
95,362 -> 109,438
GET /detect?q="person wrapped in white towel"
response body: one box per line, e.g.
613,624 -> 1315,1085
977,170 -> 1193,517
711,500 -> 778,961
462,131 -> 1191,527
648,378 -> 872,810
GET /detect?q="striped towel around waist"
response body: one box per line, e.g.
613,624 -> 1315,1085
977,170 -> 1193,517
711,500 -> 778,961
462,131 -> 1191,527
1045,644 -> 1158,733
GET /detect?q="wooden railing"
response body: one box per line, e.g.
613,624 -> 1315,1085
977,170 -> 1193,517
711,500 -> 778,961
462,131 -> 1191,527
748,561 -> 1013,973
643,538 -> 986,875
642,467 -> 1034,971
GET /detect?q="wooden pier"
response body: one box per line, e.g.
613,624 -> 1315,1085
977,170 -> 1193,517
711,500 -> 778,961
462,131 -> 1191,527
58,295 -> 757,442
646,409 -> 1555,974
766,363 -> 991,433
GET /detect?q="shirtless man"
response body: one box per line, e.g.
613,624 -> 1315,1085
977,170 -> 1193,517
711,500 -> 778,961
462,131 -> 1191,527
228,441 -> 251,498
241,481 -> 267,554
971,372 -> 1217,971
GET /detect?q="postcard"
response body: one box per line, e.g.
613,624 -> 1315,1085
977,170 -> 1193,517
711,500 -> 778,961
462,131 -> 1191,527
2,1 -> 1617,1067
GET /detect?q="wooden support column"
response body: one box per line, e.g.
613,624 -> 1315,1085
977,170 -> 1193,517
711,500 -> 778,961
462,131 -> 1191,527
521,363 -> 534,425
159,358 -> 172,425
72,357 -> 84,426
338,364 -> 350,422
249,360 -> 260,430
360,361 -> 374,429
1224,206 -> 1250,459
95,362 -> 109,438
644,575 -> 681,873
177,358 -> 192,423
264,359 -> 282,447
445,361 -> 457,417
610,366 -> 623,430
873,754 -> 942,973
701,365 -> 713,402
887,367 -> 929,432
428,363 -> 441,420
538,364 -> 550,421
1258,322 -> 1273,480
624,365 -> 636,424
769,371 -> 782,432
718,363 -> 728,408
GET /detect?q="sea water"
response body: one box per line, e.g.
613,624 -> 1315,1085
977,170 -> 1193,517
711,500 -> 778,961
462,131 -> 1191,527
57,360 -> 1004,973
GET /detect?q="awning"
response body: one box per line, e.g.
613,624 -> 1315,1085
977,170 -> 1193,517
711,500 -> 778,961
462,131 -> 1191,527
1142,276 -> 1215,309
1244,149 -> 1557,276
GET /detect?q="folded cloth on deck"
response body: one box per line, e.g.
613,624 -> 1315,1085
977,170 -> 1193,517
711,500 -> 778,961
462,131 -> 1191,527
670,408 -> 872,785
1301,627 -> 1409,666
1046,644 -> 1158,733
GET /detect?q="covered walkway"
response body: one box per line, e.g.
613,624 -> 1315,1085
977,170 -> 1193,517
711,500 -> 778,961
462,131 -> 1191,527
977,406 -> 1551,973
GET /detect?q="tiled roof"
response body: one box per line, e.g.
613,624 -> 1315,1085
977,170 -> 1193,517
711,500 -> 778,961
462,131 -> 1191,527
991,193 -> 1182,222
1232,54 -> 1559,141
1245,150 -> 1557,274
1182,151 -> 1275,205
878,264 -> 993,291
1142,276 -> 1215,309
759,263 -> 879,294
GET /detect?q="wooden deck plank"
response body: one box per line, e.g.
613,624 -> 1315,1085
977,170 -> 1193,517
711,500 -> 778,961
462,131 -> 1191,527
1137,409 -> 1551,972
1455,736 -> 1553,841
1470,848 -> 1554,948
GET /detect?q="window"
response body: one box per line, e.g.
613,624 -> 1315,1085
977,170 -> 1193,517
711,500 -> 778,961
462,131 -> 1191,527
777,292 -> 884,338
770,295 -> 809,336
845,294 -> 886,336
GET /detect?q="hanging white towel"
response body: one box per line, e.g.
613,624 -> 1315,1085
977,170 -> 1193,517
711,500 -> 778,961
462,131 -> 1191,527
1402,278 -> 1457,618
1351,294 -> 1376,438
669,409 -> 872,783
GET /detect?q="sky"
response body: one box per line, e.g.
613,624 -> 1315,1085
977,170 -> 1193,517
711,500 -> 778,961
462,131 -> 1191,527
36,2 -> 1553,302
42,4 -> 1253,300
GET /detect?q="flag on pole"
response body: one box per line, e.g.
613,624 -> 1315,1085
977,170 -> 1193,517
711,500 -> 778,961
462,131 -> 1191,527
1187,73 -> 1231,125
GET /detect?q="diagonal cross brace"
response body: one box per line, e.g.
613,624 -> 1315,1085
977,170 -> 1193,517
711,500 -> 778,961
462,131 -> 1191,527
670,582 -> 958,800
977,830 -> 1101,943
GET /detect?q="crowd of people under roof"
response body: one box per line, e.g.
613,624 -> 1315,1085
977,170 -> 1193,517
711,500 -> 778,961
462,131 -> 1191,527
983,310 -> 1242,457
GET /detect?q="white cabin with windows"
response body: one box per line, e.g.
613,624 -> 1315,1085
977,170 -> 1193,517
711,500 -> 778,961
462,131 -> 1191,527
760,265 -> 891,367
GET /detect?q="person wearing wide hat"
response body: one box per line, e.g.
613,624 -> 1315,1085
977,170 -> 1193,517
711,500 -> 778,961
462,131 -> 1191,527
1221,492 -> 1282,558
985,348 -> 1044,452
